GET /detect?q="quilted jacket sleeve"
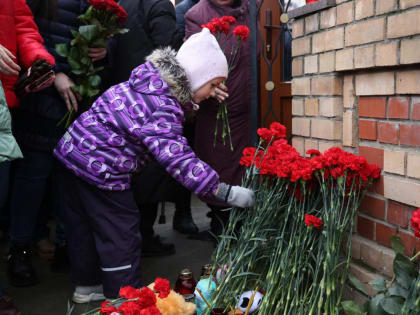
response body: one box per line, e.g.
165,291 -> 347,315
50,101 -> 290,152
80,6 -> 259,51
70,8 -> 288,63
184,7 -> 203,40
14,0 -> 55,69
138,99 -> 220,198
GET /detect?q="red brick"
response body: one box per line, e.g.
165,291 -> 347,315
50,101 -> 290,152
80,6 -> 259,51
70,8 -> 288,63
360,195 -> 386,220
359,146 -> 384,169
378,122 -> 399,144
400,125 -> 420,146
357,216 -> 375,240
387,201 -> 414,229
359,97 -> 387,118
412,98 -> 420,120
397,230 -> 420,257
368,175 -> 384,196
376,223 -> 397,248
359,120 -> 377,140
388,97 -> 409,119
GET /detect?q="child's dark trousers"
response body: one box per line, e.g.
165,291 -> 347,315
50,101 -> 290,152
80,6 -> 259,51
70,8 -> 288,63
61,167 -> 142,298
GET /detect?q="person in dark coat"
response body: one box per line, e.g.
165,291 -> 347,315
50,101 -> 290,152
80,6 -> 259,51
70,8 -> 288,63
111,0 -> 198,257
109,0 -> 183,86
175,0 -> 200,39
185,0 -> 252,239
7,0 -> 111,287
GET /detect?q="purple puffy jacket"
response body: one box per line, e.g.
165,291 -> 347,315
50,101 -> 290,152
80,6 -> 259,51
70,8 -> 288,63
54,48 -> 220,197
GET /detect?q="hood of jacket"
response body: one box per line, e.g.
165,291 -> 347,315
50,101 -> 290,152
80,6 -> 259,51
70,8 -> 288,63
128,47 -> 193,105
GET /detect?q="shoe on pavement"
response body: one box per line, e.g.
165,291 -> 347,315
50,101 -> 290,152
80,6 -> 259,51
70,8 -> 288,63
7,244 -> 38,287
173,212 -> 199,235
187,230 -> 218,244
141,235 -> 175,257
72,285 -> 105,304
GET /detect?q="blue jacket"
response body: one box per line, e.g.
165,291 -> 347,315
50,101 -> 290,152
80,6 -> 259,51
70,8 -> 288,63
0,82 -> 22,162
175,0 -> 199,40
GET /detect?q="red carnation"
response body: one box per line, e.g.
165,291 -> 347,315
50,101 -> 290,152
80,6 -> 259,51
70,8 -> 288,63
269,122 -> 286,139
89,0 -> 127,24
410,208 -> 420,238
140,306 -> 162,315
305,214 -> 323,229
137,287 -> 157,309
307,149 -> 321,156
201,22 -> 217,34
100,301 -> 118,314
220,21 -> 230,34
154,278 -> 170,298
257,128 -> 274,141
119,286 -> 141,299
116,7 -> 128,24
330,167 -> 344,179
221,16 -> 236,25
233,25 -> 250,41
118,301 -> 141,315
209,17 -> 224,33
273,139 -> 287,146
240,147 -> 259,167
88,0 -> 107,9
368,164 -> 381,179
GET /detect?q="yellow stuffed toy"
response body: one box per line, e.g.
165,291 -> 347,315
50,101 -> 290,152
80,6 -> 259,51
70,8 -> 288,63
148,280 -> 196,315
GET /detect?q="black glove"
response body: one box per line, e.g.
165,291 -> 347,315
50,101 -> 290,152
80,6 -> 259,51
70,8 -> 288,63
15,59 -> 55,97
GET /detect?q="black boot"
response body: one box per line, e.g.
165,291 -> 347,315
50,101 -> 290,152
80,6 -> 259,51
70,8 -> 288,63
141,235 -> 175,257
173,208 -> 199,235
50,244 -> 70,273
7,244 -> 38,287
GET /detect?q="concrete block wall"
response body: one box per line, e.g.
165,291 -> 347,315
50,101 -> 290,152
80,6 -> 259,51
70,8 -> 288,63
291,0 -> 420,301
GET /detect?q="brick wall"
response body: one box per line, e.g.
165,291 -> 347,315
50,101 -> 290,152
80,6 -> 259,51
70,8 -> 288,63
291,0 -> 420,302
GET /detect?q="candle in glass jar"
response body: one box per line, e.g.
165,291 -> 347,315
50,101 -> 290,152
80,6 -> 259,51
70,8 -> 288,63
200,264 -> 213,279
174,268 -> 197,295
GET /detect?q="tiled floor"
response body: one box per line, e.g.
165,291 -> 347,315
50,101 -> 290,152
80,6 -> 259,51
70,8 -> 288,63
0,197 -> 214,315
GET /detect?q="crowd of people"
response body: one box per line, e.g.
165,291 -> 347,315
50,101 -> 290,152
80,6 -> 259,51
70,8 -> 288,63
0,0 -> 254,313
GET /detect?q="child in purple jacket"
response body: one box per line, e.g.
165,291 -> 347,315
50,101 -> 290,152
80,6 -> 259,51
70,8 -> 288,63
53,28 -> 255,302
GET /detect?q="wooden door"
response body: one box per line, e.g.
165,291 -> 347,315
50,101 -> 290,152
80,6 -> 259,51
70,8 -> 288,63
258,0 -> 292,140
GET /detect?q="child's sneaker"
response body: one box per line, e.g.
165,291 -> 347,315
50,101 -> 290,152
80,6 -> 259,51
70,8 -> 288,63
72,285 -> 105,304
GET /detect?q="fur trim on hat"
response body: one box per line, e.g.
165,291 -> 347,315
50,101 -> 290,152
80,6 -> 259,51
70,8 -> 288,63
146,47 -> 193,105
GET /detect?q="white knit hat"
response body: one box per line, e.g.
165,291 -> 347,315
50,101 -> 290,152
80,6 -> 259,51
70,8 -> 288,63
176,28 -> 228,92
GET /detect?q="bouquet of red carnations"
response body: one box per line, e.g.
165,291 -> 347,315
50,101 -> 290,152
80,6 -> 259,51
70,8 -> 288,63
208,123 -> 381,314
201,16 -> 250,151
67,277 -> 197,315
56,0 -> 128,128
71,278 -> 169,315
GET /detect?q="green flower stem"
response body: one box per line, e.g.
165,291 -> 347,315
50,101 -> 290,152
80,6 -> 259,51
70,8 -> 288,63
213,102 -> 233,151
410,250 -> 420,262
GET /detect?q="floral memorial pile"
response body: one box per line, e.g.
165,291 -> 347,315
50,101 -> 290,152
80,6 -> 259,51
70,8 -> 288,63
205,122 -> 381,314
